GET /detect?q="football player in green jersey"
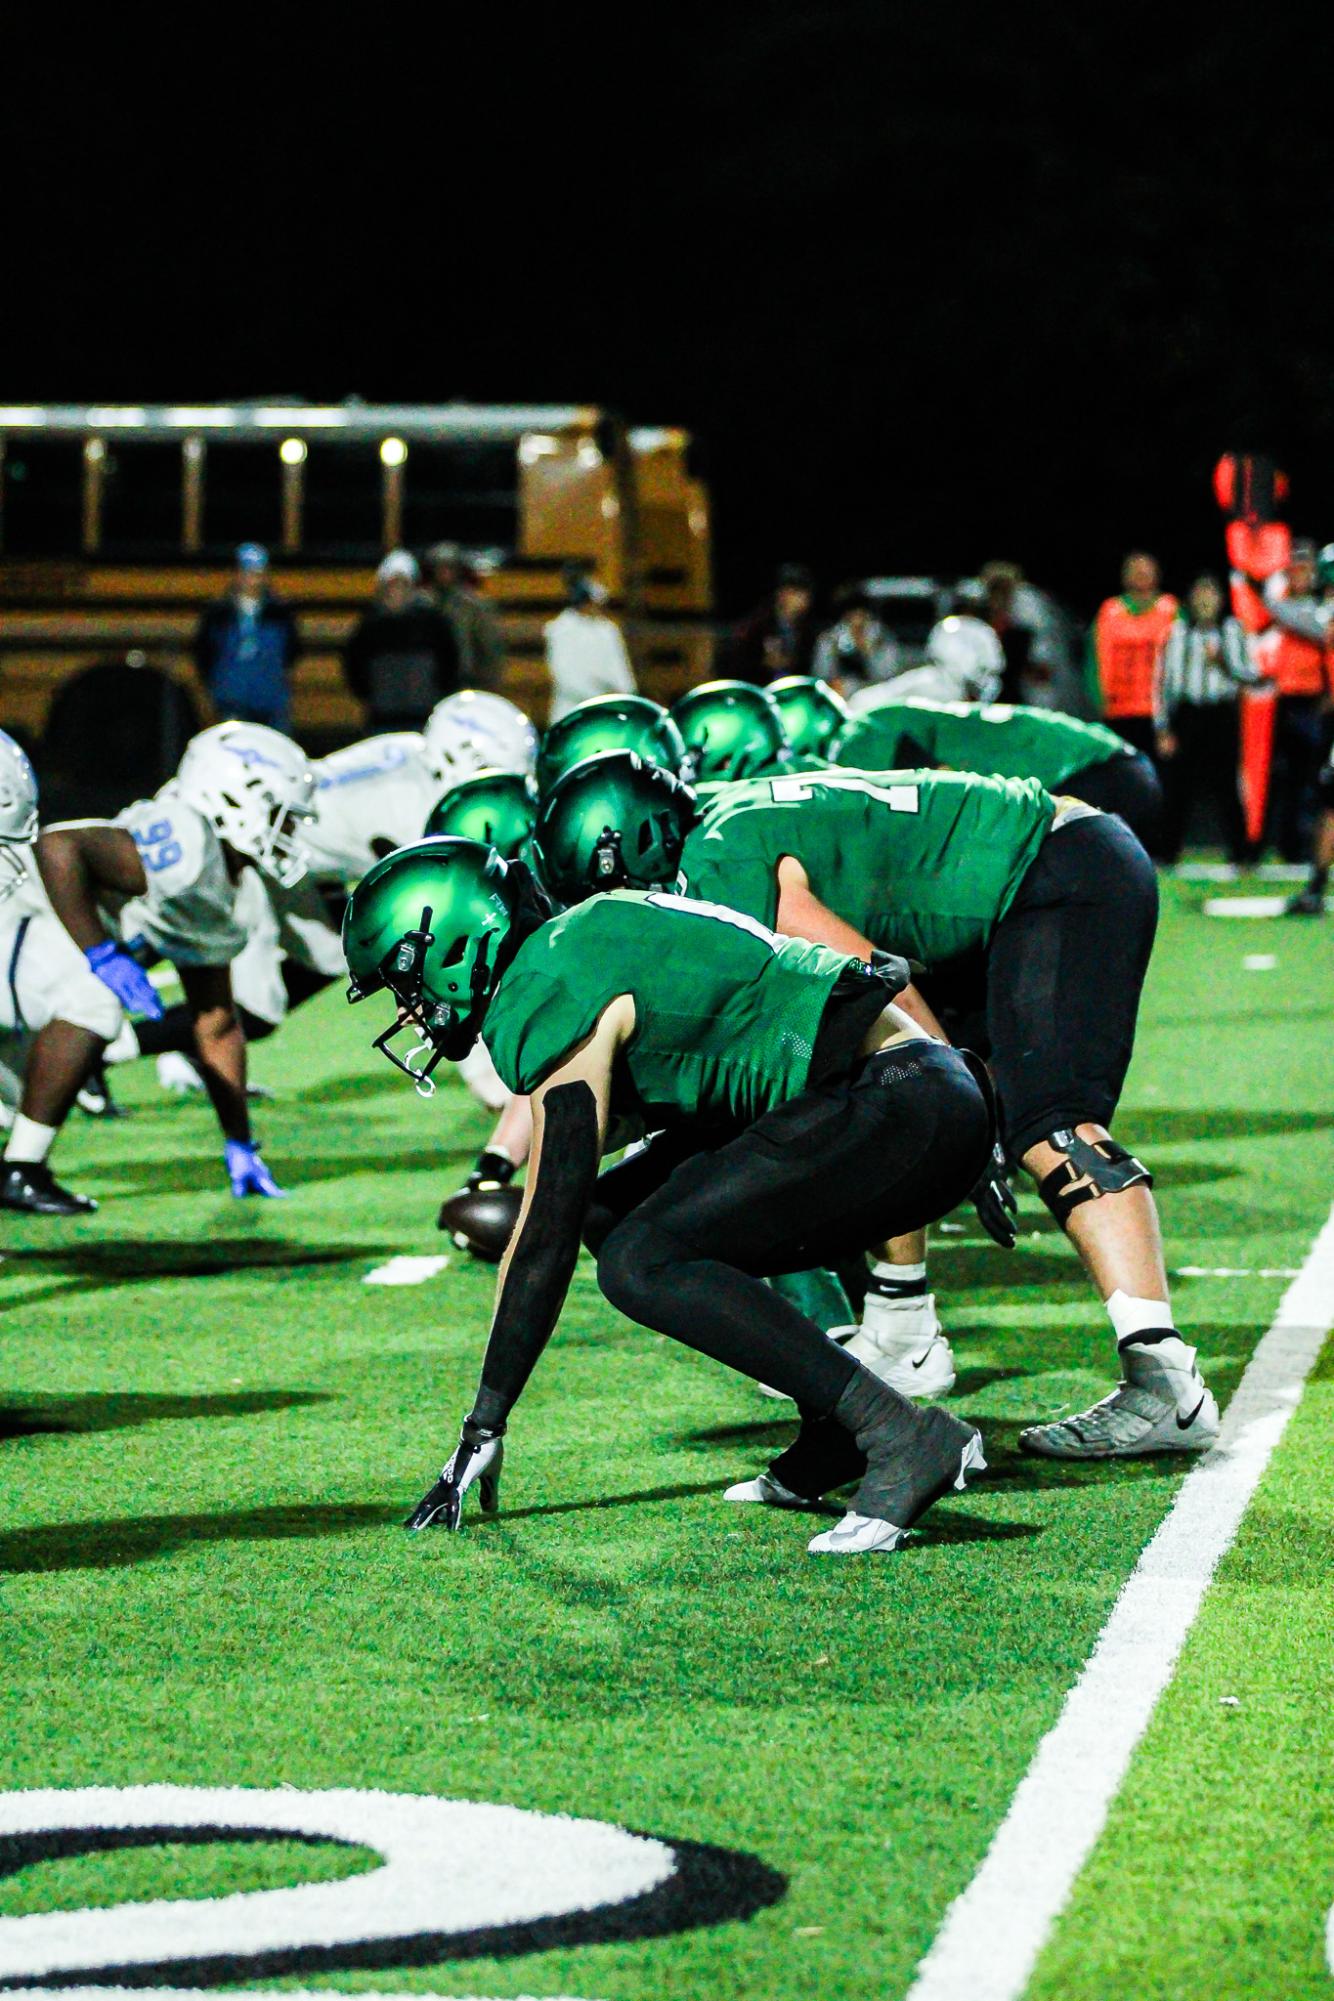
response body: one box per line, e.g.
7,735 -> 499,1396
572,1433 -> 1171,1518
671,680 -> 796,783
678,767 -> 1220,1463
536,694 -> 687,797
833,698 -> 1163,850
344,836 -> 995,1556
424,768 -> 539,861
769,675 -> 850,762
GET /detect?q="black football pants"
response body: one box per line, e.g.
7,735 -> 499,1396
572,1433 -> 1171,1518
585,1041 -> 993,1415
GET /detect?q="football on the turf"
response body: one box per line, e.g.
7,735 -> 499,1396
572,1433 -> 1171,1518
437,1182 -> 523,1260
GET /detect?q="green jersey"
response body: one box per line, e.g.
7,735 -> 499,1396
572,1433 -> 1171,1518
835,700 -> 1129,790
484,888 -> 855,1129
679,768 -> 1055,967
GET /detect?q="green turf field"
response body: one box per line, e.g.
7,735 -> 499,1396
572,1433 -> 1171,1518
1,874 -> 1331,2001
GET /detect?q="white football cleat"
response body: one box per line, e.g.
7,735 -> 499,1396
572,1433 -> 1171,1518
807,1511 -> 907,1555
840,1292 -> 956,1397
1021,1340 -> 1220,1459
723,1473 -> 808,1508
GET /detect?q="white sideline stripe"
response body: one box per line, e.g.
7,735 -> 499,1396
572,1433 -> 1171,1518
906,1199 -> 1334,2001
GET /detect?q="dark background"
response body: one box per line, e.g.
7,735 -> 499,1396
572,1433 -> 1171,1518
9,4 -> 1334,615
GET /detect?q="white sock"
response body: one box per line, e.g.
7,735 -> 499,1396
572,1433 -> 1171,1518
5,1115 -> 56,1165
871,1258 -> 926,1283
1106,1288 -> 1173,1343
1107,1288 -> 1197,1385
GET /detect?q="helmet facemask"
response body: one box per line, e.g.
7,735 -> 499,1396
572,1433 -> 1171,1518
0,839 -> 31,904
357,901 -> 500,1095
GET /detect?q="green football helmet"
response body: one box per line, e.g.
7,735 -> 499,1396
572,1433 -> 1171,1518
536,694 -> 687,796
1317,543 -> 1334,592
531,750 -> 698,906
424,767 -> 539,860
768,675 -> 850,758
671,679 -> 790,782
343,837 -> 518,1089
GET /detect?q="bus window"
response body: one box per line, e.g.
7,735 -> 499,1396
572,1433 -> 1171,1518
2,440 -> 83,556
100,442 -> 185,558
402,442 -> 519,552
204,441 -> 283,555
302,441 -> 383,559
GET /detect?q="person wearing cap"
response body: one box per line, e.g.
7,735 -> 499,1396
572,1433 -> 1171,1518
426,543 -> 507,692
730,563 -> 819,685
543,569 -> 637,725
193,544 -> 299,731
344,551 -> 461,733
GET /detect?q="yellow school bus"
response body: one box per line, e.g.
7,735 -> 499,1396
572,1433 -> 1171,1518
0,402 -> 714,743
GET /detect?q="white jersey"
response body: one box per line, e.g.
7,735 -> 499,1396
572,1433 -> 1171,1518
103,792 -> 248,967
304,734 -> 441,885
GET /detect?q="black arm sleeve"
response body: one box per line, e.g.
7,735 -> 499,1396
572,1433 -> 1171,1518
469,1081 -> 602,1429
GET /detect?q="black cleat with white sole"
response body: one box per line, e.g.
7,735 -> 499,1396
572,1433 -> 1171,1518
0,1161 -> 98,1216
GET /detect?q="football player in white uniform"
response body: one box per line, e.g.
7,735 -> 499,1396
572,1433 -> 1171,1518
0,721 -> 315,1215
198,691 -> 538,1089
0,731 -> 139,1144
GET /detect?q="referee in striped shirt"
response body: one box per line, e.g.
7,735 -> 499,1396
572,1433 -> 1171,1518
1155,574 -> 1260,862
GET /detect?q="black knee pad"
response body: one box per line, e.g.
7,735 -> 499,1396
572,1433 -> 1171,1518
1038,1128 -> 1152,1227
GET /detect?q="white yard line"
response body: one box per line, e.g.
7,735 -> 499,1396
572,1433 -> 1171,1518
905,1198 -> 1334,2001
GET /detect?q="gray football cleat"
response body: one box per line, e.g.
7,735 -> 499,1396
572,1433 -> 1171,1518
1020,1341 -> 1220,1459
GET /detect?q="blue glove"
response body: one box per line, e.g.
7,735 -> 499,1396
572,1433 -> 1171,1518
85,940 -> 165,1020
224,1140 -> 287,1199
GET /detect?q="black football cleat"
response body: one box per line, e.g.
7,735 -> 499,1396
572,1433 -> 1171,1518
1284,886 -> 1326,916
0,1161 -> 98,1216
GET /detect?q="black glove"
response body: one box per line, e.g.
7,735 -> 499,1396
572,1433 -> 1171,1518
404,1418 -> 505,1532
971,1142 -> 1018,1249
868,949 -> 926,999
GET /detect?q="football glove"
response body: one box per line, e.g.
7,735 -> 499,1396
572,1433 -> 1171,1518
405,1419 -> 505,1532
224,1140 -> 286,1199
971,1142 -> 1018,1249
85,941 -> 164,1020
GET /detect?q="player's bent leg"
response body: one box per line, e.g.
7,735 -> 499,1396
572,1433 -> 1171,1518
0,915 -> 120,1214
982,810 -> 1218,1457
595,1041 -> 993,1552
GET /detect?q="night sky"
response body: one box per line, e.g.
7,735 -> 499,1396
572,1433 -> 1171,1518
10,6 -> 1334,613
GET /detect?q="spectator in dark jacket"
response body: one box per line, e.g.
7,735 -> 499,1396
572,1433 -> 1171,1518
194,544 -> 298,729
427,542 -> 507,690
729,563 -> 818,684
343,551 -> 461,730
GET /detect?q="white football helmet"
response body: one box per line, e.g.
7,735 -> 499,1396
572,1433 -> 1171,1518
175,722 -> 317,887
923,615 -> 1005,701
0,729 -> 38,902
422,690 -> 538,785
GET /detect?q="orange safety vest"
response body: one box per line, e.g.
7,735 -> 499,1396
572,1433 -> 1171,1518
1093,595 -> 1179,719
1254,622 -> 1331,697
